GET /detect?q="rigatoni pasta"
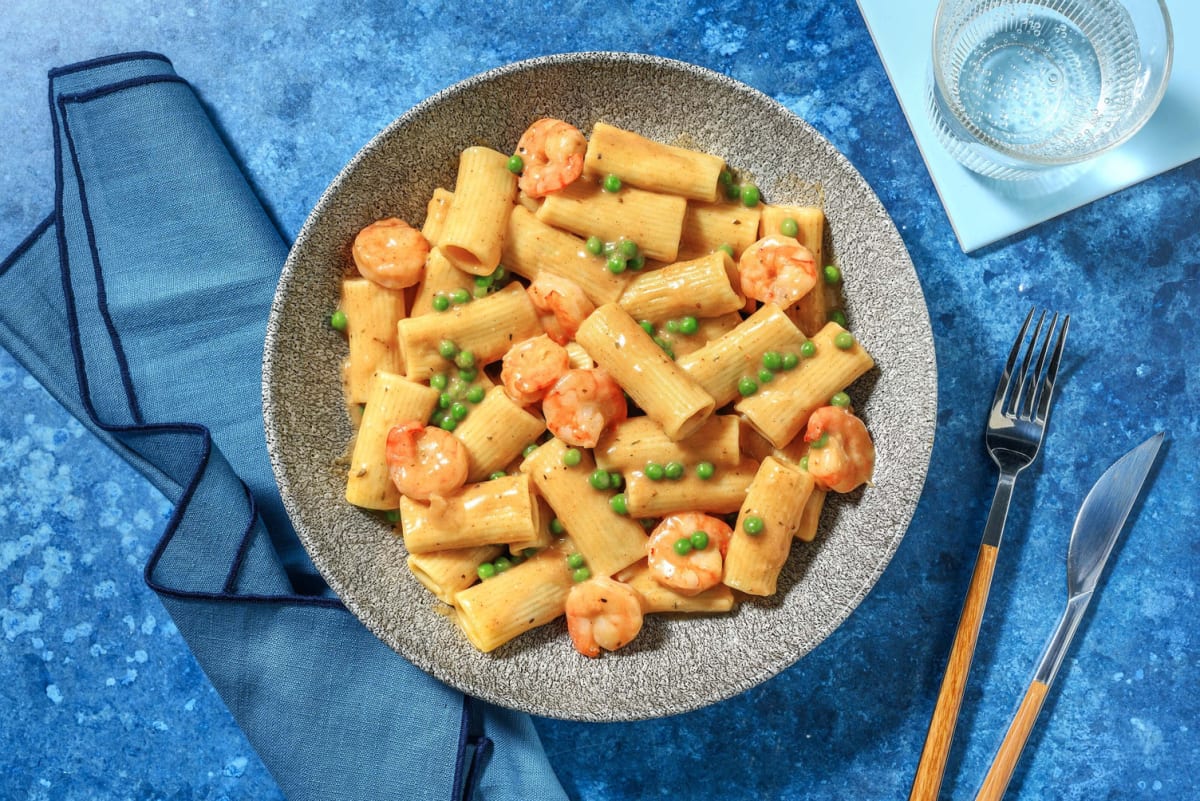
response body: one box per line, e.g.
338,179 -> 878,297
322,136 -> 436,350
330,116 -> 879,658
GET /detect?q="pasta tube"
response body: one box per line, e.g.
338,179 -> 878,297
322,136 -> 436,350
340,278 -> 407,405
759,204 -> 829,335
501,205 -> 630,306
616,560 -> 735,614
617,251 -> 744,323
420,187 -> 454,244
736,322 -> 874,448
408,544 -> 503,605
438,147 -> 518,275
344,372 -> 439,509
453,386 -> 547,482
623,456 -> 759,518
677,303 -> 806,408
583,122 -> 725,202
520,437 -> 647,578
536,179 -> 687,263
594,415 -> 741,472
678,199 -> 762,260
400,474 -> 542,553
723,456 -> 815,596
397,283 -> 542,380
575,303 -> 715,441
453,546 -> 574,652
409,246 -> 475,317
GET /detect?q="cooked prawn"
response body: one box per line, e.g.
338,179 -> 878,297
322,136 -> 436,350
738,235 -> 818,309
565,576 -> 644,658
500,334 -> 571,406
352,217 -> 430,290
645,512 -> 733,595
515,118 -> 587,198
803,405 -> 875,493
385,421 -> 468,501
526,272 -> 595,345
542,368 -> 627,448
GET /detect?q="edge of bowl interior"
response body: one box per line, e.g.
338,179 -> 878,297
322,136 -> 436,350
263,52 -> 937,722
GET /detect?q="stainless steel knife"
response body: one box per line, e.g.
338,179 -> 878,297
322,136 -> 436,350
974,432 -> 1165,801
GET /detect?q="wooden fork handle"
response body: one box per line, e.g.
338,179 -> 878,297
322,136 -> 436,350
974,679 -> 1050,801
909,542 -> 1000,801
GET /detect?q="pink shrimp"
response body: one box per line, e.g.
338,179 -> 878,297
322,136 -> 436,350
803,405 -> 876,493
352,217 -> 430,290
385,421 -> 468,501
645,512 -> 733,596
526,272 -> 595,345
542,368 -> 628,448
500,334 -> 571,406
565,576 -> 644,658
737,235 -> 818,310
514,118 -> 588,198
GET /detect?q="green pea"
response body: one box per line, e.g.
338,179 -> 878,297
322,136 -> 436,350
653,336 -> 675,360
454,350 -> 476,370
494,556 -> 513,573
602,174 -> 622,192
472,285 -> 489,299
800,341 -> 816,359
830,391 -> 851,408
488,470 -> 507,480
329,310 -> 348,331
492,265 -> 508,283
824,264 -> 842,284
810,433 -> 830,449
645,462 -> 665,481
609,493 -> 628,515
566,552 -> 585,569
447,376 -> 469,398
829,309 -> 848,327
436,415 -> 457,432
586,235 -> 604,255
522,547 -> 539,558
758,368 -> 775,384
589,469 -> 612,490
619,239 -> 639,259
664,461 -> 685,480
562,447 -> 582,467
782,351 -> 801,369
725,183 -> 741,201
607,254 -> 627,274
507,154 -> 524,173
737,376 -> 758,397
385,509 -> 401,524
572,567 -> 592,582
608,472 -> 623,490
673,537 -> 693,556
742,515 -> 765,535
550,517 -> 566,535
740,184 -> 760,207
834,331 -> 855,350
438,339 -> 459,359
678,316 -> 699,335
665,319 -> 680,334
522,442 -> 539,457
695,461 -> 715,480
780,217 -> 799,237
430,373 -> 448,391
690,530 -> 710,550
637,321 -> 655,337
477,562 -> 497,580
799,455 -> 809,471
719,169 -> 734,186
628,254 -> 646,271
717,243 -> 735,258
457,366 -> 478,383
438,392 -> 453,410
474,274 -> 494,289
466,385 -> 486,404
761,351 -> 783,371
432,294 -> 451,312
450,288 -> 471,305
450,402 -> 468,421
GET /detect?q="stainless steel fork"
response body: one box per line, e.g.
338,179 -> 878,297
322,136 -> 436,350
909,309 -> 1070,801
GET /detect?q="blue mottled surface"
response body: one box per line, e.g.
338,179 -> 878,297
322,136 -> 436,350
1,2 -> 1197,800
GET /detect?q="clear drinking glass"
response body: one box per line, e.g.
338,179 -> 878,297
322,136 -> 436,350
928,0 -> 1173,180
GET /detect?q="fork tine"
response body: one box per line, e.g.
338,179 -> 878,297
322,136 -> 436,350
1033,314 -> 1069,424
1020,312 -> 1058,419
992,308 -> 1035,412
1009,310 -> 1047,416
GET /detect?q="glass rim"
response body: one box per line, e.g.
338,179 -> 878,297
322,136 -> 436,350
929,0 -> 1175,168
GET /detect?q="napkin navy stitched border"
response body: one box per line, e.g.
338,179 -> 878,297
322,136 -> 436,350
0,51 -> 566,801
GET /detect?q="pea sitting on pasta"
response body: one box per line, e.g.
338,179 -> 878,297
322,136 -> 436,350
332,118 -> 876,658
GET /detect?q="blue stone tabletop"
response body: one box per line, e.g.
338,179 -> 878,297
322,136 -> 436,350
2,2 -> 1196,799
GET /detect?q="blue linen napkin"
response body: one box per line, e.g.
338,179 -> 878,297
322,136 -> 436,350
0,51 -> 567,801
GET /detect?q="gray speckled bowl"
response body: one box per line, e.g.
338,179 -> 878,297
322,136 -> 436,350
263,53 -> 936,722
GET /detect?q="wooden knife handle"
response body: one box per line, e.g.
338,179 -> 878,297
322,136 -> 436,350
974,679 -> 1050,801
909,542 -> 999,801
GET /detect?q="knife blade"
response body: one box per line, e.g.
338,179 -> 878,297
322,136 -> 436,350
974,432 -> 1164,801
